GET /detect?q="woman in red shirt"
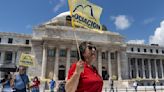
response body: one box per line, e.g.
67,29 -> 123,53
30,76 -> 40,92
65,41 -> 103,92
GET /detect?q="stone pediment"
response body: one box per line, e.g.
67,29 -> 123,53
33,11 -> 124,46
33,25 -> 124,45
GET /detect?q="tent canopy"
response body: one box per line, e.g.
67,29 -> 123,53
0,63 -> 17,72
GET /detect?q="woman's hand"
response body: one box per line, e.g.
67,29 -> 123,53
75,60 -> 84,75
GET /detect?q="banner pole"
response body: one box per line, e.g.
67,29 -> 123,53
68,0 -> 81,61
73,29 -> 81,60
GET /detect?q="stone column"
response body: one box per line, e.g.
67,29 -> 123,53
41,43 -> 47,79
160,59 -> 164,79
0,51 -> 5,78
142,58 -> 146,79
54,48 -> 59,80
98,50 -> 102,76
160,59 -> 164,78
66,48 -> 71,78
154,59 -> 158,79
0,51 -> 5,63
148,59 -> 152,79
135,58 -> 139,78
12,52 -> 15,63
108,51 -> 112,78
117,51 -> 122,80
129,58 -> 132,78
16,51 -> 22,65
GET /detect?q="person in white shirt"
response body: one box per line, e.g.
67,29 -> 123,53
133,81 -> 138,92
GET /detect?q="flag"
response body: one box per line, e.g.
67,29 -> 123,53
68,0 -> 103,32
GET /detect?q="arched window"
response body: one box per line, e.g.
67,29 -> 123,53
66,15 -> 71,21
58,65 -> 66,80
102,66 -> 108,80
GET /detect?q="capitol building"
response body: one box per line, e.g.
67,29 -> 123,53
1,12 -> 164,88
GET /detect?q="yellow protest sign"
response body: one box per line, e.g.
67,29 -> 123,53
68,0 -> 103,31
19,53 -> 35,67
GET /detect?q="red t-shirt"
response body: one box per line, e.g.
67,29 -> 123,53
67,63 -> 103,92
31,80 -> 40,88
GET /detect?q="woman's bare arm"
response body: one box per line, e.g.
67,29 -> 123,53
65,61 -> 84,92
65,72 -> 81,92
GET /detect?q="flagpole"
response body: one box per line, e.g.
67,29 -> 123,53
73,30 -> 81,60
68,0 -> 81,61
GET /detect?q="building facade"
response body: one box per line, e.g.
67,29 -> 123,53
127,44 -> 164,86
1,12 -> 164,87
0,32 -> 31,77
31,12 -> 126,81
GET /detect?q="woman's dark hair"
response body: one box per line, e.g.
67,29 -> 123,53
34,76 -> 39,81
78,41 -> 94,61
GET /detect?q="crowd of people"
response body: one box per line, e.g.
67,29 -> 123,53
0,66 -> 41,92
0,66 -> 68,92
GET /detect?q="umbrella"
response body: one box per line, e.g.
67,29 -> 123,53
0,63 -> 17,72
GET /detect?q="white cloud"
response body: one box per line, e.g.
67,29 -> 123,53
149,20 -> 164,46
127,40 -> 145,44
143,18 -> 155,25
113,15 -> 131,30
53,0 -> 65,12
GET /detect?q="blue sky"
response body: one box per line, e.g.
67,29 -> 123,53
0,0 -> 164,45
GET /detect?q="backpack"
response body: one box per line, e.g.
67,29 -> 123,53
57,81 -> 66,92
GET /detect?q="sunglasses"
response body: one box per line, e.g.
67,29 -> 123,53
87,45 -> 96,50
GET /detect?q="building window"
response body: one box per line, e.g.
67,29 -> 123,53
71,50 -> 77,58
131,48 -> 134,52
48,49 -> 55,57
156,49 -> 158,53
150,49 -> 153,53
66,15 -> 71,21
60,49 -> 66,57
58,65 -> 66,80
25,40 -> 29,44
141,83 -> 144,86
102,52 -> 106,59
0,37 -> 1,43
111,53 -> 115,59
160,83 -> 163,86
102,67 -> 108,80
8,38 -> 13,44
5,51 -> 12,61
162,50 -> 164,54
144,49 -> 147,52
147,83 -> 150,86
137,48 -> 140,52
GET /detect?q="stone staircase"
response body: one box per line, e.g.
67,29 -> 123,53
103,80 -> 130,89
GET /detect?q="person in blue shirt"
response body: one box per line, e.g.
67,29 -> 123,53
11,66 -> 30,92
49,78 -> 56,92
1,73 -> 13,92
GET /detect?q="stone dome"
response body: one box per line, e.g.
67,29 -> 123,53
43,11 -> 108,31
53,11 -> 70,20
44,11 -> 71,26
